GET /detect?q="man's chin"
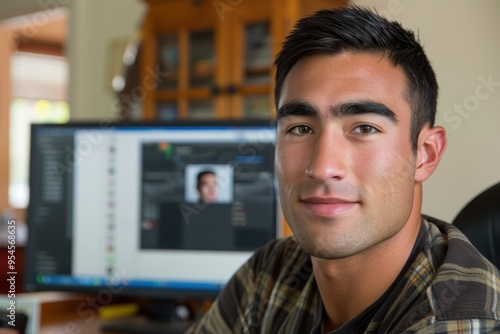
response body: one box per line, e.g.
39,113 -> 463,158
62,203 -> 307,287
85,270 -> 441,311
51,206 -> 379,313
299,241 -> 361,260
290,223 -> 364,259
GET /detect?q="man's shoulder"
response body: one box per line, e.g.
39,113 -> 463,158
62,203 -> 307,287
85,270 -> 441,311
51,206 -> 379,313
423,216 -> 500,322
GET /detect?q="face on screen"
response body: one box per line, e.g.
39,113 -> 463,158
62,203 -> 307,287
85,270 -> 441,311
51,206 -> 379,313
197,172 -> 218,204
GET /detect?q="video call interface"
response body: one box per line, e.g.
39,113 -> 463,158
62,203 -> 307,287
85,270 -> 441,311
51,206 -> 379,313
141,140 -> 276,251
26,123 -> 278,293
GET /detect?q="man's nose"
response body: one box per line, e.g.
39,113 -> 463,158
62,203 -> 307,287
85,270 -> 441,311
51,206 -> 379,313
305,131 -> 348,182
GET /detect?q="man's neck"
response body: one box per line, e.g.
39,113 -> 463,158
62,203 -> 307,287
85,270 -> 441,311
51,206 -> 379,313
312,214 -> 422,332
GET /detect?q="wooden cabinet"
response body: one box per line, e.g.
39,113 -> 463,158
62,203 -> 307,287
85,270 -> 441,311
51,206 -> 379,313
137,0 -> 348,120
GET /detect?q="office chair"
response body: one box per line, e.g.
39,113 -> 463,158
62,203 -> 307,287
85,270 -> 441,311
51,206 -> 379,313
452,182 -> 500,267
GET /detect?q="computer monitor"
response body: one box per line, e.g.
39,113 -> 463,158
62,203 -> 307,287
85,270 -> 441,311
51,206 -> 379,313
25,120 -> 279,331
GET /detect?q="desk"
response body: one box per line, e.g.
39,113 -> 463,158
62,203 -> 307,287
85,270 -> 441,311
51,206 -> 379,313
2,292 -> 196,334
41,314 -> 118,334
41,312 -> 194,334
11,292 -> 116,334
41,313 -> 193,334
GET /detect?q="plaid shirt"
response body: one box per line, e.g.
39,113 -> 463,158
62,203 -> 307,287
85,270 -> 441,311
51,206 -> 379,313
187,217 -> 500,333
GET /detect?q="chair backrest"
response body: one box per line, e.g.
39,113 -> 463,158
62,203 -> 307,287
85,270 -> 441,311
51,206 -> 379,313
452,182 -> 500,267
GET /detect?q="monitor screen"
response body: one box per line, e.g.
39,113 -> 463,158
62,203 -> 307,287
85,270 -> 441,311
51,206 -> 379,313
25,120 -> 279,300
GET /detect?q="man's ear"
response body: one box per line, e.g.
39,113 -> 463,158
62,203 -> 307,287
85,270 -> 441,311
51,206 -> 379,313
415,125 -> 447,182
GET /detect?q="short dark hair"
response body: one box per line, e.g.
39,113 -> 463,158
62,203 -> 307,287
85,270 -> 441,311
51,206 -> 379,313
197,170 -> 215,186
274,5 -> 438,150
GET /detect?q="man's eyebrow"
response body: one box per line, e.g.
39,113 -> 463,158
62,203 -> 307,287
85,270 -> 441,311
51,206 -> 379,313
276,102 -> 318,120
332,101 -> 399,124
277,100 -> 399,124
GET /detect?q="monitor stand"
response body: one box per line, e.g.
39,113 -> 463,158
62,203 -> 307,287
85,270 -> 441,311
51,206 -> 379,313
100,300 -> 195,334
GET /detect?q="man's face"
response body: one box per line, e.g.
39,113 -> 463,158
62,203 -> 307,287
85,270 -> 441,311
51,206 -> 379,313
198,173 -> 218,203
275,52 -> 418,259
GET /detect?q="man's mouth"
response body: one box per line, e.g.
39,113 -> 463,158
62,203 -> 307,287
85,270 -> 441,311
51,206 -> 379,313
301,196 -> 358,217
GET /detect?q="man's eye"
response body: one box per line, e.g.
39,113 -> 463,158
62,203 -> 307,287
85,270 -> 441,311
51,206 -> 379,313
289,125 -> 313,135
353,125 -> 378,135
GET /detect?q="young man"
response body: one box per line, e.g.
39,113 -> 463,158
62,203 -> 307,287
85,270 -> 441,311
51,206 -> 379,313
188,6 -> 500,333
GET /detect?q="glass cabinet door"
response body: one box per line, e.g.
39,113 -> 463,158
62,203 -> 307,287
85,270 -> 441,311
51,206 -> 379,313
157,34 -> 179,90
230,17 -> 274,119
187,29 -> 217,118
243,22 -> 271,85
189,30 -> 216,89
154,27 -> 218,119
143,0 -> 275,120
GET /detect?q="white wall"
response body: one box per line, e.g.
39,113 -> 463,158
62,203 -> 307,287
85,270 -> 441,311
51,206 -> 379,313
67,0 -> 146,120
352,0 -> 500,222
